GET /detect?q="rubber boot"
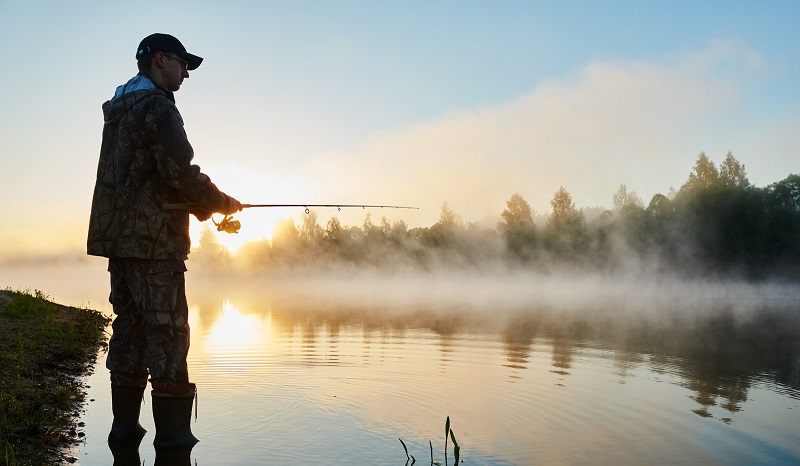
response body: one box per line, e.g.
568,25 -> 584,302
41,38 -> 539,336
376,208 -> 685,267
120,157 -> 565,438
152,383 -> 199,447
155,445 -> 193,466
108,387 -> 147,443
108,434 -> 143,466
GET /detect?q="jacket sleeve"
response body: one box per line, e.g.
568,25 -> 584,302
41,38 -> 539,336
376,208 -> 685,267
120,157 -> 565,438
152,104 -> 235,221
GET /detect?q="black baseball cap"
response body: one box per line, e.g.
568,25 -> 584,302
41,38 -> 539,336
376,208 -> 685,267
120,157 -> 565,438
136,33 -> 203,70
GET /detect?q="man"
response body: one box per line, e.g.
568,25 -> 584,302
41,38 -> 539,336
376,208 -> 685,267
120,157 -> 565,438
88,33 -> 240,448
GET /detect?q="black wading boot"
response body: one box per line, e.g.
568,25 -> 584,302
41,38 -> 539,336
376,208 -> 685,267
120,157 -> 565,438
152,383 -> 199,448
108,434 -> 143,466
154,445 -> 193,466
108,386 -> 147,443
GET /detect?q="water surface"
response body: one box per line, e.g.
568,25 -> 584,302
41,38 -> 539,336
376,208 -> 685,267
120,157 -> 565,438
68,275 -> 800,465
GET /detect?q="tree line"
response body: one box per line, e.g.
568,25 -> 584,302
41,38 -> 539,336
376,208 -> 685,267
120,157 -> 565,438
198,152 -> 800,279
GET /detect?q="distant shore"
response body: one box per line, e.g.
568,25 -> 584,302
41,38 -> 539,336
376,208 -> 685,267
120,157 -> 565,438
0,289 -> 109,466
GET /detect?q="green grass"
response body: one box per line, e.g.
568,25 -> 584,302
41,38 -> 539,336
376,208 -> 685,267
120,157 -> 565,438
0,288 -> 109,466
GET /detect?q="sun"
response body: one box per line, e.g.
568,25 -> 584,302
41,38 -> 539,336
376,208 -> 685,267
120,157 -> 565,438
187,163 -> 318,253
200,210 -> 287,253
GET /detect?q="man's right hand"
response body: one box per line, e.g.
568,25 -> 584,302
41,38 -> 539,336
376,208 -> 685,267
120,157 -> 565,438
221,196 -> 242,215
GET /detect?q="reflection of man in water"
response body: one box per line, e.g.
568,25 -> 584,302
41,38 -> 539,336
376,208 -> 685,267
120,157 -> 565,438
87,33 -> 241,447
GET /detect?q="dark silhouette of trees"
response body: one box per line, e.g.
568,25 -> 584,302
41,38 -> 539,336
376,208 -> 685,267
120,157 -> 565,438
499,193 -> 536,260
545,187 -> 587,262
682,151 -> 719,191
719,151 -> 750,188
762,174 -> 800,270
197,151 -> 799,279
424,202 -> 461,249
666,152 -> 797,277
769,174 -> 800,211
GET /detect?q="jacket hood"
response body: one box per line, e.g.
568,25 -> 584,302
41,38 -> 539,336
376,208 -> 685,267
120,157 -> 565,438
103,72 -> 173,123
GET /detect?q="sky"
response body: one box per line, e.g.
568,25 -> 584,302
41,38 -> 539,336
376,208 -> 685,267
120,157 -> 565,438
1,0 -> 798,257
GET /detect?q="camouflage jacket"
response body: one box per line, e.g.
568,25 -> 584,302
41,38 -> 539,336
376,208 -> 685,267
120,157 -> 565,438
87,72 -> 234,260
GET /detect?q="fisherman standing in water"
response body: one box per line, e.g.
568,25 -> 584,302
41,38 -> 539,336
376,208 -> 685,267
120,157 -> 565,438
88,33 -> 241,448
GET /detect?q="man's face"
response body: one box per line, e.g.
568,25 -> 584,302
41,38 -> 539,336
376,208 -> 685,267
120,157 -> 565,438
161,53 -> 190,92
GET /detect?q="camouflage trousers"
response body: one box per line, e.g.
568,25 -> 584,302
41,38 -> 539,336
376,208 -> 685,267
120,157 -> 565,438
106,258 -> 192,392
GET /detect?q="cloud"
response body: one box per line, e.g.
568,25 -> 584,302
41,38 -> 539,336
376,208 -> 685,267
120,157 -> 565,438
312,41 -> 771,226
2,42 -> 784,260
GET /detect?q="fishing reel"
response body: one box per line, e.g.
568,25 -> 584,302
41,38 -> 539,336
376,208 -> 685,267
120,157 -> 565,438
213,214 -> 242,234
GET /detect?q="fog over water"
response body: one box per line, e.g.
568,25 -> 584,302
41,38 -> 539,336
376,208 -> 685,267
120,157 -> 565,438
2,250 -> 799,323
8,249 -> 798,385
3,250 -> 799,465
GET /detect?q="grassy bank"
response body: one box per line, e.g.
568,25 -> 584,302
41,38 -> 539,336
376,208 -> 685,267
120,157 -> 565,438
0,289 -> 109,466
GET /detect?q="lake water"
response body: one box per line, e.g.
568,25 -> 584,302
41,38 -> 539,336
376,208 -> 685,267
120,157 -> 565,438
2,262 -> 799,465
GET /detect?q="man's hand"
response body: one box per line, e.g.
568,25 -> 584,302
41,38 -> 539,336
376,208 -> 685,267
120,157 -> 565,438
221,196 -> 242,215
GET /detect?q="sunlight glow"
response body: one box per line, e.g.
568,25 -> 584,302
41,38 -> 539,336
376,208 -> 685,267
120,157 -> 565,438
207,300 -> 272,351
189,164 -> 319,253
188,305 -> 201,333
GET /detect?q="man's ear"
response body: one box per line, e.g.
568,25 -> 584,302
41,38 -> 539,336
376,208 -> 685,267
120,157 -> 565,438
153,51 -> 166,69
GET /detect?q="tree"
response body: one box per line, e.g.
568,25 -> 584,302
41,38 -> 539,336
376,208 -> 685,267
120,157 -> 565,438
647,193 -> 673,219
391,219 -> 408,235
764,174 -> 800,269
666,186 -> 678,200
299,210 -> 322,243
500,193 -> 535,230
719,151 -> 750,188
362,212 -> 385,242
546,187 -> 587,260
499,193 -> 536,259
612,184 -> 644,212
768,174 -> 800,211
682,152 -> 719,191
438,202 -> 459,228
323,215 -> 344,244
380,216 -> 391,236
424,202 -> 462,248
548,187 -> 583,229
362,212 -> 374,232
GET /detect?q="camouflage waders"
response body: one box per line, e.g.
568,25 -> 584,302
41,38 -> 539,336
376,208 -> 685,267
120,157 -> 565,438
92,58 -> 235,448
107,257 -> 192,392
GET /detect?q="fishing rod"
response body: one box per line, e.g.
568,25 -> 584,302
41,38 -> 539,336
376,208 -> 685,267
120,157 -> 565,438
161,203 -> 419,234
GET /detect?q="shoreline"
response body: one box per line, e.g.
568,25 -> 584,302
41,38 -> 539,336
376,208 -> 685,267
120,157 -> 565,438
0,289 -> 110,465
